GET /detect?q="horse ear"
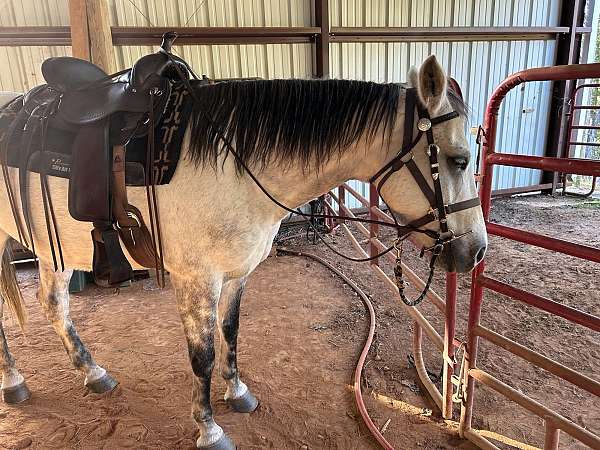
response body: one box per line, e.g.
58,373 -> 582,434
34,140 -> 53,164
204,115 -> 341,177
407,66 -> 419,87
417,55 -> 447,113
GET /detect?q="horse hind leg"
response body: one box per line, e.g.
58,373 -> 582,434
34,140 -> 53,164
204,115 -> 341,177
218,277 -> 258,413
0,234 -> 31,403
37,261 -> 117,393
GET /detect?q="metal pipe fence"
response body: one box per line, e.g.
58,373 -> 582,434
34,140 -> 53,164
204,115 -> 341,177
458,63 -> 600,450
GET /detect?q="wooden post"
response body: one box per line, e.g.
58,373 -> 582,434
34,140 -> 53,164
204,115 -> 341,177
337,185 -> 346,225
85,0 -> 116,73
68,0 -> 90,60
69,0 -> 116,72
314,0 -> 330,78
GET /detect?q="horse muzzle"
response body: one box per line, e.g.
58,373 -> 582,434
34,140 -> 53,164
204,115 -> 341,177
435,233 -> 487,273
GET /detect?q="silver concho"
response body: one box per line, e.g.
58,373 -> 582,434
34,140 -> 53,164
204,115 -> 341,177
417,118 -> 432,131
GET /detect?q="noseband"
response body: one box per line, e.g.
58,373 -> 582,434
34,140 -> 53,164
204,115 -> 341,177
166,49 -> 480,307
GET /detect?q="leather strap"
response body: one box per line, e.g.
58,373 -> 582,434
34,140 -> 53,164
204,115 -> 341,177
112,145 -> 160,269
445,197 -> 481,214
0,100 -> 29,247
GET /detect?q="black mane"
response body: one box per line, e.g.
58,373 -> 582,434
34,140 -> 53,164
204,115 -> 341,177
187,78 -> 402,173
187,78 -> 467,173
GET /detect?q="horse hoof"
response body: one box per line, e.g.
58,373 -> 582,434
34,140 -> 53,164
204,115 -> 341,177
226,389 -> 259,413
1,382 -> 31,404
86,372 -> 118,394
197,433 -> 236,450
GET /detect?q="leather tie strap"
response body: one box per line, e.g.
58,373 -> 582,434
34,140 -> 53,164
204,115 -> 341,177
445,197 -> 481,214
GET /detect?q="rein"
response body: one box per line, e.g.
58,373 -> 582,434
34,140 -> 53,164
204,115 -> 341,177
164,48 -> 480,306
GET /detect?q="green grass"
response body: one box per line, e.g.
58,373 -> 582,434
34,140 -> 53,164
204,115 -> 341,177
574,198 -> 600,208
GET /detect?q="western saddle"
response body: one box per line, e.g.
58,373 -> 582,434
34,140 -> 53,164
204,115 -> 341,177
0,32 -> 196,287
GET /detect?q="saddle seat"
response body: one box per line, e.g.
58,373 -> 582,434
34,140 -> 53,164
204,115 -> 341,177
41,54 -> 171,128
41,56 -> 108,91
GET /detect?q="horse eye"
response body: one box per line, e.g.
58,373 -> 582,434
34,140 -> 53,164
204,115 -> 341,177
451,157 -> 469,171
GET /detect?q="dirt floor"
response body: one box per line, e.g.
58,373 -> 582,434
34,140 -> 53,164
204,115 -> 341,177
0,194 -> 598,450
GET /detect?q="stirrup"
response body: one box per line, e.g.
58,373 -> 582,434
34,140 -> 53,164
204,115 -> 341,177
91,224 -> 134,287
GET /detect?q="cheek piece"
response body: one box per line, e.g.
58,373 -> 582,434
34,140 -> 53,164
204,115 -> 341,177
368,87 -> 480,306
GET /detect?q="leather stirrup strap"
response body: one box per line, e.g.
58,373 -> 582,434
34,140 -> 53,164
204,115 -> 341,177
112,145 -> 160,269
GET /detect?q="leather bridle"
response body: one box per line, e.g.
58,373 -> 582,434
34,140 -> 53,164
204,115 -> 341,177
367,87 -> 481,305
166,46 -> 482,307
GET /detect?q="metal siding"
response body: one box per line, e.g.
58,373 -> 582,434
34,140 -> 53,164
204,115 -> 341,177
108,0 -> 313,27
0,46 -> 72,92
1,0 -> 563,201
115,43 -> 312,78
330,0 -> 560,206
109,0 -> 313,77
0,0 -> 69,26
0,0 -> 71,92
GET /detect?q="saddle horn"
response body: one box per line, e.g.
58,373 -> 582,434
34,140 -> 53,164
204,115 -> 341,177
161,32 -> 178,53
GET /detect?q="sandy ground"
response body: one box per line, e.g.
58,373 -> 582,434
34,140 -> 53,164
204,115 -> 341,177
0,194 -> 598,450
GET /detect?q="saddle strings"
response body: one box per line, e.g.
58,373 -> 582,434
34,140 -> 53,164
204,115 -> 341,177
39,98 -> 65,272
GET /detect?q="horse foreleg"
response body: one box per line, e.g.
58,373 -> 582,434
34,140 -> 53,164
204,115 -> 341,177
218,277 -> 258,413
37,262 -> 117,393
172,273 -> 235,450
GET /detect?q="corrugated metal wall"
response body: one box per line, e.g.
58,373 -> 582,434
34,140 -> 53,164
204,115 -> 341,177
0,0 -> 70,92
0,0 -> 563,199
109,0 -> 314,78
330,0 -> 560,203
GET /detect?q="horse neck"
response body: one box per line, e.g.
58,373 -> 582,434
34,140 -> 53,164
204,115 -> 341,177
252,130 -> 402,216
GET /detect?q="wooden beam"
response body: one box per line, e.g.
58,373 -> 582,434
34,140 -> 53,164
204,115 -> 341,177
0,25 -> 591,47
85,0 -> 116,73
111,27 -> 319,45
68,0 -> 90,59
314,0 -> 329,78
331,26 -> 571,42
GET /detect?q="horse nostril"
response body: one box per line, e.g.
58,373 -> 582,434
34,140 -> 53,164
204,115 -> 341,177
475,246 -> 487,263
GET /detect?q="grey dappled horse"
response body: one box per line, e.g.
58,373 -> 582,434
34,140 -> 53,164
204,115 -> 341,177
0,56 -> 486,449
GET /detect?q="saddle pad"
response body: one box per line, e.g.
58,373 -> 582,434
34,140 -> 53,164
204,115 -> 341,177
125,81 -> 193,185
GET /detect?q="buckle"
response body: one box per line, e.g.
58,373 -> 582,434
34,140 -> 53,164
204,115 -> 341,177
427,144 -> 439,156
116,211 -> 141,230
427,207 -> 439,219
